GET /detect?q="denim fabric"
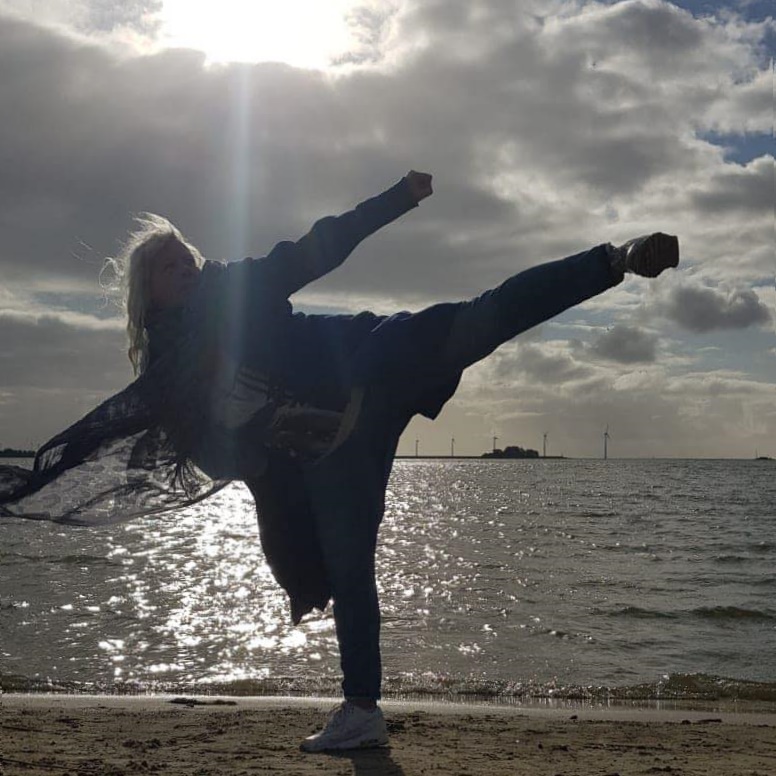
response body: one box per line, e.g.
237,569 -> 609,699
440,244 -> 619,369
303,386 -> 403,700
305,244 -> 619,700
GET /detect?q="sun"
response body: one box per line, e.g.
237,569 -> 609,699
157,0 -> 360,69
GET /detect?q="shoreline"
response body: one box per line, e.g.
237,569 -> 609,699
3,692 -> 776,724
2,694 -> 774,775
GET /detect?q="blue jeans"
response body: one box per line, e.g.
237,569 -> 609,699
306,244 -> 619,700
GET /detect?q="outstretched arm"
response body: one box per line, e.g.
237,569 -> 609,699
261,171 -> 433,298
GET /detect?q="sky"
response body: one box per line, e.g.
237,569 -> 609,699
0,0 -> 773,459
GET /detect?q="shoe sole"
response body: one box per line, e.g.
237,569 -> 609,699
640,233 -> 679,277
301,734 -> 389,753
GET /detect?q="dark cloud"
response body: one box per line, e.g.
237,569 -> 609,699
0,3 -> 769,296
604,0 -> 705,70
0,12 -> 516,298
589,324 -> 658,363
660,282 -> 772,332
690,156 -> 772,214
0,313 -> 128,390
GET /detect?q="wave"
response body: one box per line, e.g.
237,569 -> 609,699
606,606 -> 676,619
605,605 -> 776,623
0,553 -> 119,567
3,671 -> 776,704
713,554 -> 747,564
693,606 -> 776,622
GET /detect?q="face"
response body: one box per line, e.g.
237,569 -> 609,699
149,238 -> 201,311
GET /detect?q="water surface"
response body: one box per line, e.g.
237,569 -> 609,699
1,458 -> 774,703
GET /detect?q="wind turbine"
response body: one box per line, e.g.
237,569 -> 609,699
603,425 -> 611,460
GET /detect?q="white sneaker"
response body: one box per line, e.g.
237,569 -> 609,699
610,232 -> 680,278
300,701 -> 389,752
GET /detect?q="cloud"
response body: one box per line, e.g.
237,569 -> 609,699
409,340 -> 775,458
0,2 -> 771,296
689,156 -> 773,214
657,280 -> 772,332
589,324 -> 658,363
0,0 -> 162,40
425,345 -> 776,456
0,0 -> 773,456
494,342 -> 596,384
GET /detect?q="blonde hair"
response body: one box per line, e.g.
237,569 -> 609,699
101,213 -> 204,376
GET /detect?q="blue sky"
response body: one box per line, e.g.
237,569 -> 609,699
0,0 -> 773,458
701,131 -> 773,164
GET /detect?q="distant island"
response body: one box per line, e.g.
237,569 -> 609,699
397,443 -> 567,460
0,448 -> 36,458
482,445 -> 540,459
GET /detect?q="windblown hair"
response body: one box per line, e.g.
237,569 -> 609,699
101,214 -> 204,376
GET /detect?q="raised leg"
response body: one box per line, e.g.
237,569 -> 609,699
440,243 -> 620,371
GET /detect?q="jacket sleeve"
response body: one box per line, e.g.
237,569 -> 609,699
258,177 -> 419,298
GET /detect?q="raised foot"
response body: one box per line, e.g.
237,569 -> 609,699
617,232 -> 680,278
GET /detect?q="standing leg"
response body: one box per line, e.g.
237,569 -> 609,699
299,389 -> 400,752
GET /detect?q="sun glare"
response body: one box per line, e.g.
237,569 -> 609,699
157,0 -> 361,69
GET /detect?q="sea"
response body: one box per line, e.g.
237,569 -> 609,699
1,458 -> 775,709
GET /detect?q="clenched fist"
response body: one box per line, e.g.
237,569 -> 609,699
406,170 -> 433,203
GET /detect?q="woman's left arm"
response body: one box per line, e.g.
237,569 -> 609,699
261,171 -> 433,298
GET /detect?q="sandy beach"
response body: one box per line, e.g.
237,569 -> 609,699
1,695 -> 774,776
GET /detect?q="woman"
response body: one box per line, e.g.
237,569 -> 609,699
0,171 -> 679,751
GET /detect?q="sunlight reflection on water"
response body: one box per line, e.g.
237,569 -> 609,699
106,485 -> 339,686
2,459 -> 775,697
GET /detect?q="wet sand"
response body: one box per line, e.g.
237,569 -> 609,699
1,695 -> 775,775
